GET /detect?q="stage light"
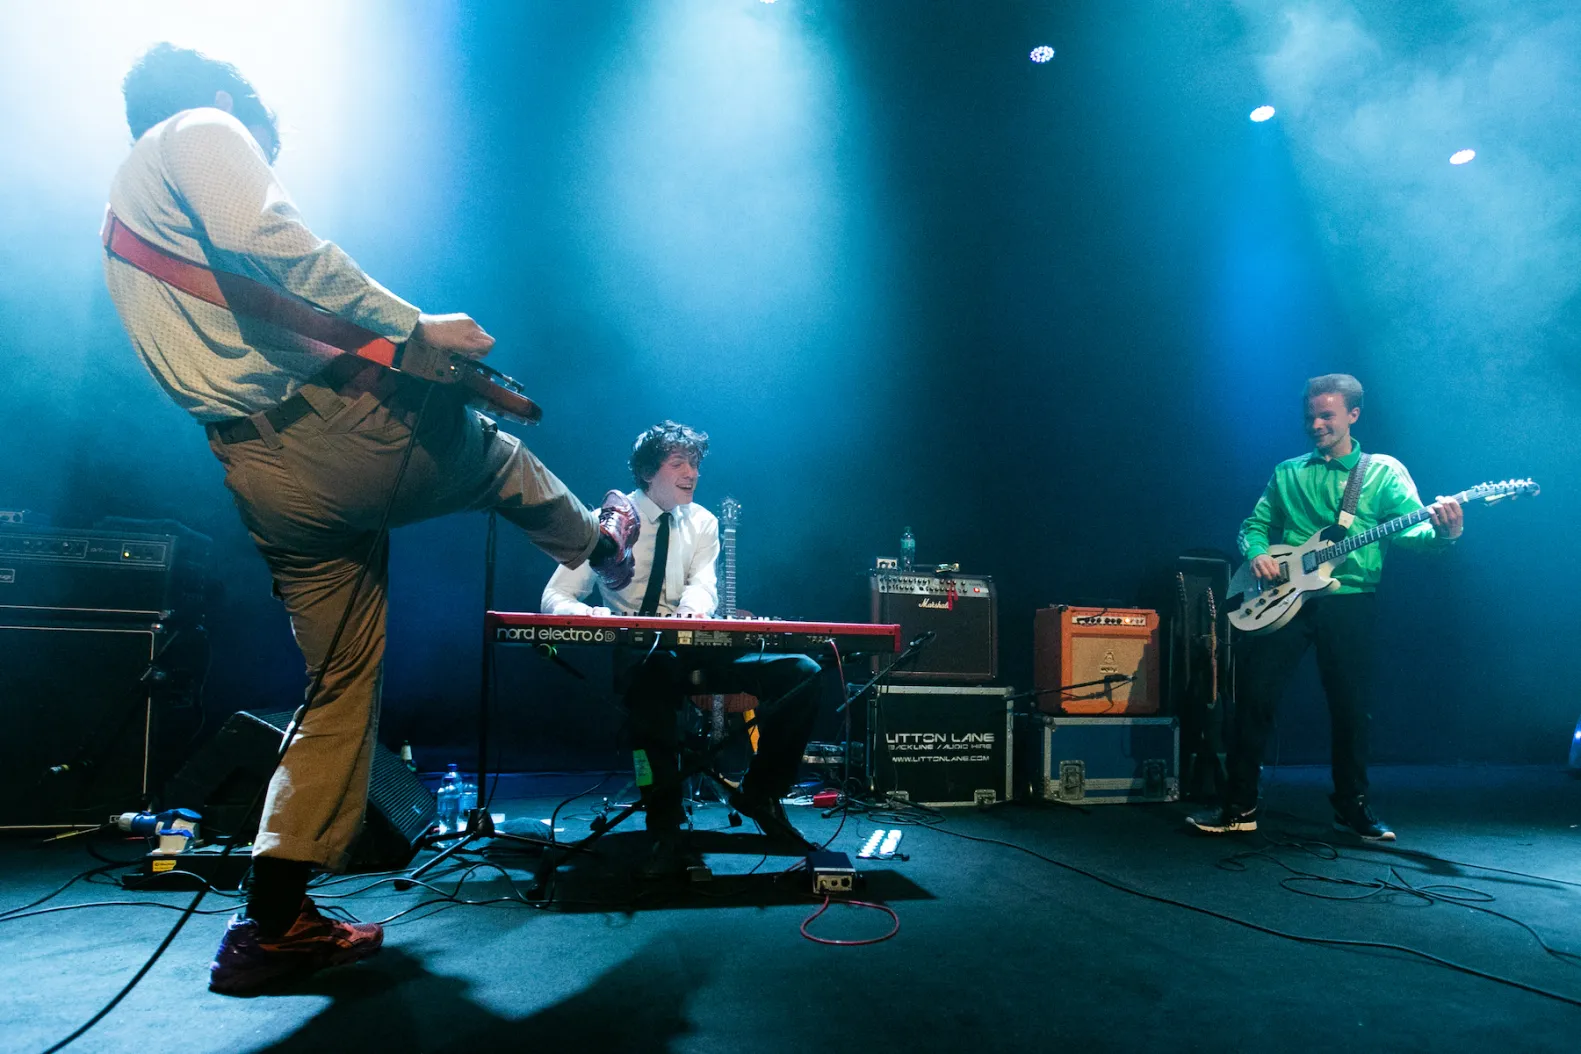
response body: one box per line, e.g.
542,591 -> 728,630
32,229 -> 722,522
1450,149 -> 1476,165
1570,717 -> 1581,770
1249,105 -> 1276,122
1030,46 -> 1055,64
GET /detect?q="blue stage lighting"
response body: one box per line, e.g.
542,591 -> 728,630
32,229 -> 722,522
1249,105 -> 1276,123
1570,717 -> 1581,769
1030,46 -> 1055,64
1450,149 -> 1476,165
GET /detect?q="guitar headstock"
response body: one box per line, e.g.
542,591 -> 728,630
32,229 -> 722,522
1461,478 -> 1540,506
720,496 -> 742,529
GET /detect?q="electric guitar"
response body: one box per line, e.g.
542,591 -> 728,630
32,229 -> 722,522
691,497 -> 762,749
102,210 -> 542,425
1227,478 -> 1540,635
1204,587 -> 1221,711
1175,572 -> 1223,713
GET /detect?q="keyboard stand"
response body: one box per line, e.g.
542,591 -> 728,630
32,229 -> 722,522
526,660 -> 825,899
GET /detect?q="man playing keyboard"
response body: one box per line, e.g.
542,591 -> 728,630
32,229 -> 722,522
542,421 -> 821,875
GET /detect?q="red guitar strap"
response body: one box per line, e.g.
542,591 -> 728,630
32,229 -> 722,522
100,208 -> 399,367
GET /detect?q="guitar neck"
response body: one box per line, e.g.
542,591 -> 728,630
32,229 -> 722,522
721,523 -> 737,618
1313,489 -> 1468,564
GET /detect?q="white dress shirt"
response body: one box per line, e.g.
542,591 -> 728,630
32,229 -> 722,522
104,108 -> 421,422
542,490 -> 719,616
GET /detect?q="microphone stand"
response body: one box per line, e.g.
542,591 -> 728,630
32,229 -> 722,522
1005,674 -> 1136,712
404,510 -> 569,884
834,632 -> 935,803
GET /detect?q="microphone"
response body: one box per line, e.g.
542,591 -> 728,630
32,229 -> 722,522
907,631 -> 937,650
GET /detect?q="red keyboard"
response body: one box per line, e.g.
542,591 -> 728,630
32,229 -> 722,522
488,611 -> 901,655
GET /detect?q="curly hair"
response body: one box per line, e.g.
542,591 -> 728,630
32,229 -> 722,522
122,43 -> 279,162
1303,373 -> 1365,411
629,421 -> 709,490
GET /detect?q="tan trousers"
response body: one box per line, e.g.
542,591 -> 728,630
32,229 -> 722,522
206,364 -> 599,871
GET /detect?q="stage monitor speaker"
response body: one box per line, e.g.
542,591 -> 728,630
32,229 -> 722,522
0,621 -> 157,828
869,572 -> 997,684
1034,606 -> 1161,715
165,709 -> 436,871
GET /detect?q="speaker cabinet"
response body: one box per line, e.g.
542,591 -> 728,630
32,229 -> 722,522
1034,606 -> 1161,715
869,572 -> 997,684
870,686 -> 1013,805
165,709 -> 436,871
0,622 -> 157,828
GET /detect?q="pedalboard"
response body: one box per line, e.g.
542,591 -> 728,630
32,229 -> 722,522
118,842 -> 253,892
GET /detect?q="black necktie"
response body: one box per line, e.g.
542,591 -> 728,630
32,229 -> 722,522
638,512 -> 671,615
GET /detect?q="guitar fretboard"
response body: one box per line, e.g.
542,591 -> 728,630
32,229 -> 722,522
1311,504 -> 1442,565
721,523 -> 737,618
718,496 -> 740,619
1308,482 -> 1522,568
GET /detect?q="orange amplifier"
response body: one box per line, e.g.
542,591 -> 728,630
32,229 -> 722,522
1033,606 -> 1161,715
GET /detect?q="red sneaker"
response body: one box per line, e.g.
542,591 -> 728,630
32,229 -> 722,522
209,897 -> 383,995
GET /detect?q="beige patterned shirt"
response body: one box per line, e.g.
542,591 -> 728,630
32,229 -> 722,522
104,107 -> 421,422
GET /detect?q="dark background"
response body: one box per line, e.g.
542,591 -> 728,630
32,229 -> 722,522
1,1 -> 1575,772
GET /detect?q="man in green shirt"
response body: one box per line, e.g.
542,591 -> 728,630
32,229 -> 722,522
1189,374 -> 1463,841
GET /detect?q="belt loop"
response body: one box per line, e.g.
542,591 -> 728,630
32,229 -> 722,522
250,409 -> 284,450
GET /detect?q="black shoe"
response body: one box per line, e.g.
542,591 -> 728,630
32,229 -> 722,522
640,834 -> 707,881
1186,804 -> 1258,834
639,779 -> 685,832
730,785 -> 813,849
1331,794 -> 1395,841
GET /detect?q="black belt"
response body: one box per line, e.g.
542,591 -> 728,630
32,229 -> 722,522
209,392 -> 317,444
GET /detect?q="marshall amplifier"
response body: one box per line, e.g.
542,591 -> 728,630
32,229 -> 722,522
0,521 -> 210,623
869,571 -> 997,684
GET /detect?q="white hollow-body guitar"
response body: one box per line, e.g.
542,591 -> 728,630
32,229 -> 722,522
1228,478 -> 1540,635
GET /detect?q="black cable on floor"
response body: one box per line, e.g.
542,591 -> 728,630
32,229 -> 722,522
1254,819 -> 1581,891
0,860 -> 127,921
923,822 -> 1581,1010
548,772 -> 626,845
1220,833 -> 1581,971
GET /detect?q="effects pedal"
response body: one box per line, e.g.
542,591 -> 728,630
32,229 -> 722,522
807,850 -> 856,895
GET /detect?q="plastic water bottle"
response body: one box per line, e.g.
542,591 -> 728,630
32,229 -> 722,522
458,779 -> 478,831
900,527 -> 916,572
437,764 -> 461,833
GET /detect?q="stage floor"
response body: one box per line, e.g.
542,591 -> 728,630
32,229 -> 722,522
4,764 -> 1580,1053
